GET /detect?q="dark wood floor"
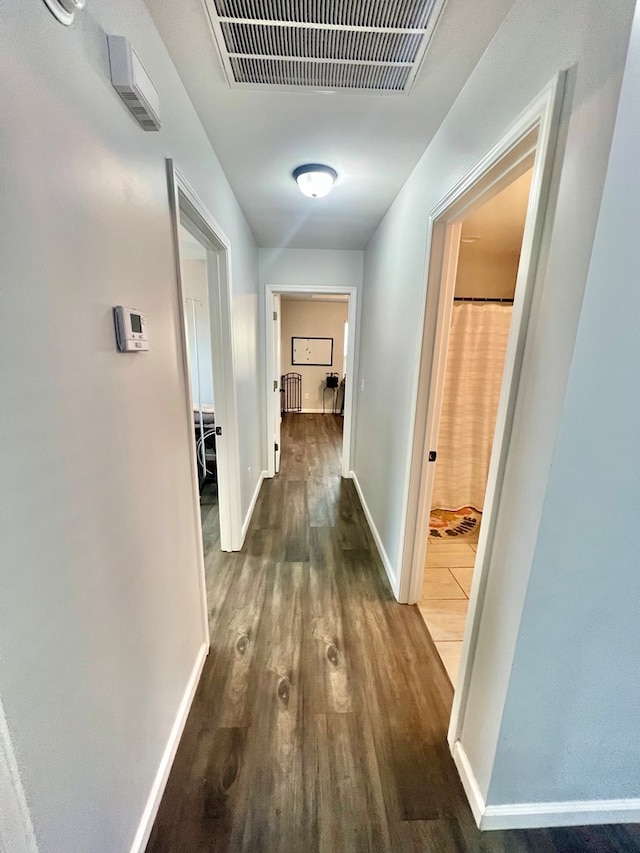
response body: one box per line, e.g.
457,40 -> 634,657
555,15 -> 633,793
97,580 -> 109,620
147,414 -> 640,853
200,479 -> 219,551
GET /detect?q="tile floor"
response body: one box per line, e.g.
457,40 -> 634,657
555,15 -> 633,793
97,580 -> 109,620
418,536 -> 477,684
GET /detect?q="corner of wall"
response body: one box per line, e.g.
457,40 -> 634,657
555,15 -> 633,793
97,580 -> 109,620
350,471 -> 400,600
241,470 -> 266,545
129,642 -> 208,853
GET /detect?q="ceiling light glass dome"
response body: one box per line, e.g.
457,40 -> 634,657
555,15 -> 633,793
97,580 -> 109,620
293,164 -> 338,199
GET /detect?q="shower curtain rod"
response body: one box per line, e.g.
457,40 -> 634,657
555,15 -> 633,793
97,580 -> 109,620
454,296 -> 514,304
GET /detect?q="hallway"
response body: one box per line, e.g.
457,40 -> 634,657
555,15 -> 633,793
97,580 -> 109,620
147,415 -> 640,853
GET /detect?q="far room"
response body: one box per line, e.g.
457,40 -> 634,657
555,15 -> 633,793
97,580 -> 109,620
272,293 -> 350,470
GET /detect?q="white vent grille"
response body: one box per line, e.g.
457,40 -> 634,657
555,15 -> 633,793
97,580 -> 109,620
107,36 -> 162,131
204,0 -> 447,94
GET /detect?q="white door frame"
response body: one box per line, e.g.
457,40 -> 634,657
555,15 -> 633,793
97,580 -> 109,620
166,160 -> 244,639
398,74 -> 566,750
0,699 -> 38,853
272,293 -> 282,473
264,284 -> 358,479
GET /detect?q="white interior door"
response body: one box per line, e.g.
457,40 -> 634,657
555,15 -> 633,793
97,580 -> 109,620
273,294 -> 282,473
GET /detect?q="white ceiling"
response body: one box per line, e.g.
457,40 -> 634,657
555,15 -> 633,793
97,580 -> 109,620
146,0 -> 517,250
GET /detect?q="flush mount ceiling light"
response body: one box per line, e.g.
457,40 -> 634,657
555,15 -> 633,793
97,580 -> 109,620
293,164 -> 338,199
42,0 -> 86,25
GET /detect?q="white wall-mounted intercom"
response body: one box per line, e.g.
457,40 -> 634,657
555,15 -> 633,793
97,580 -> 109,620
113,306 -> 148,352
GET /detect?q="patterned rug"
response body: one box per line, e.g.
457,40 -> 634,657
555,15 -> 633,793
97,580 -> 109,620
429,507 -> 481,538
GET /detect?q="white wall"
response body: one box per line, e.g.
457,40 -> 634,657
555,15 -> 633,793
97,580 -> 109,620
454,248 -> 520,299
181,259 -> 215,408
259,247 -> 364,290
354,0 -> 635,811
280,300 -> 348,411
486,2 -> 640,806
0,2 -> 260,851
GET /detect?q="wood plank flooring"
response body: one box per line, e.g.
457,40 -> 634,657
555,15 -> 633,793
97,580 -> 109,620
147,414 -> 640,853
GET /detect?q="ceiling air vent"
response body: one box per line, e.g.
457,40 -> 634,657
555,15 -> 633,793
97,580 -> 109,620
203,0 -> 447,94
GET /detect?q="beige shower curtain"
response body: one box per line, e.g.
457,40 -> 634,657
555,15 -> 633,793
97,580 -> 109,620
431,302 -> 512,512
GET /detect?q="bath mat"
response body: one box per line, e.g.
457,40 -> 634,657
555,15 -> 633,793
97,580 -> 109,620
429,507 -> 481,538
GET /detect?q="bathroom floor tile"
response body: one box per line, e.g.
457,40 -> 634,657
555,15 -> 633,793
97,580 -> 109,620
450,566 -> 474,597
418,599 -> 469,642
425,543 -> 476,568
422,568 -> 467,600
435,641 -> 463,684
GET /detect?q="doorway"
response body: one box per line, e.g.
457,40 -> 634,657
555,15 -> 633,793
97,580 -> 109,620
166,160 -> 244,646
418,168 -> 534,684
397,75 -> 565,760
265,284 -> 358,480
178,220 -> 221,549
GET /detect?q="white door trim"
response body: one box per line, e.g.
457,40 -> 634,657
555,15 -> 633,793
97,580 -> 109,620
264,284 -> 358,479
272,294 -> 282,473
397,74 -> 566,760
0,700 -> 39,853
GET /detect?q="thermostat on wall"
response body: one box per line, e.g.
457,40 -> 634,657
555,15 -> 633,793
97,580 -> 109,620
113,306 -> 148,352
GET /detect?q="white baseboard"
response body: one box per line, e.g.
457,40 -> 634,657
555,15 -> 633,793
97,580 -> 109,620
241,471 -> 266,544
350,472 -> 398,598
452,739 -> 640,831
452,740 -> 486,827
283,408 -> 342,414
129,642 -> 208,853
482,798 -> 640,830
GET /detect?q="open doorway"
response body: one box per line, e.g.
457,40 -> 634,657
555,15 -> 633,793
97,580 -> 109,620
265,285 -> 358,480
418,168 -> 533,684
397,75 -> 565,764
280,295 -> 349,414
178,221 -> 220,550
167,160 -> 244,596
276,294 -> 349,469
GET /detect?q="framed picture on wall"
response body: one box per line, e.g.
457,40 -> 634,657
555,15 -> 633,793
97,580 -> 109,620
291,336 -> 333,366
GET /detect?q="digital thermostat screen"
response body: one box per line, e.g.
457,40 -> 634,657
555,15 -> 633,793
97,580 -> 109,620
130,314 -> 142,333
